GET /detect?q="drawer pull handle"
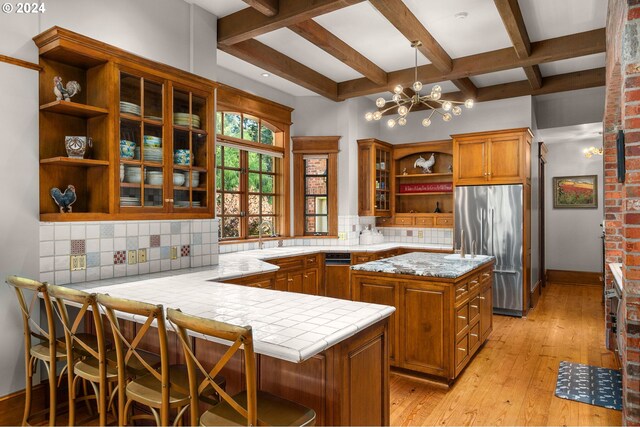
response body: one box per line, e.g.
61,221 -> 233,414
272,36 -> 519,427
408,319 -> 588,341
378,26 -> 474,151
458,316 -> 467,320
482,273 -> 491,278
471,305 -> 478,309
470,280 -> 479,285
304,275 -> 308,278
456,288 -> 466,293
288,279 -> 293,282
471,333 -> 479,338
479,297 -> 486,300
458,348 -> 466,352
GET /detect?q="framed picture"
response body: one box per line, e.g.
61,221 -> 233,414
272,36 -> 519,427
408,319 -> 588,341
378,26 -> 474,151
553,175 -> 598,208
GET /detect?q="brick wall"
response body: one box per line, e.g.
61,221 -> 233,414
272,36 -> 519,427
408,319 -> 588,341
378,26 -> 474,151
606,0 -> 640,424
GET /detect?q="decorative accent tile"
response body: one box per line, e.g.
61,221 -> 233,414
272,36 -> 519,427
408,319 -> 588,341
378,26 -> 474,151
100,224 -> 114,238
113,250 -> 126,265
126,236 -> 138,250
86,252 -> 100,268
406,230 -> 413,237
181,245 -> 190,257
71,239 -> 86,255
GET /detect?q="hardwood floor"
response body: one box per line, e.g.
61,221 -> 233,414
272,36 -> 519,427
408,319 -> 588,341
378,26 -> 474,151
389,282 -> 621,426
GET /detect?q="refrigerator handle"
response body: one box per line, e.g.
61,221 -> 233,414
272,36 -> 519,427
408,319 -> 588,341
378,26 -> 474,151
480,209 -> 484,254
490,208 -> 495,255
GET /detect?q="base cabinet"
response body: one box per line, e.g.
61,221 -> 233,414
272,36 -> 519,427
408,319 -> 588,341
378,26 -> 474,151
351,263 -> 493,382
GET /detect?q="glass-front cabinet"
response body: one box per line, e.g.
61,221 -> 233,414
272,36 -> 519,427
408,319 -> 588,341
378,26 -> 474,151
117,68 -> 213,215
357,139 -> 393,217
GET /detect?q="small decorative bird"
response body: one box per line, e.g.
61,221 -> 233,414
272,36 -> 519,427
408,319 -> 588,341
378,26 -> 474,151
50,185 -> 77,213
53,76 -> 81,102
414,153 -> 436,173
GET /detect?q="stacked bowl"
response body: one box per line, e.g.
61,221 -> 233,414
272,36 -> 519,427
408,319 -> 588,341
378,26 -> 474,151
174,149 -> 191,166
173,172 -> 186,187
184,170 -> 200,187
120,140 -> 136,159
124,166 -> 143,183
146,171 -> 163,185
143,135 -> 163,163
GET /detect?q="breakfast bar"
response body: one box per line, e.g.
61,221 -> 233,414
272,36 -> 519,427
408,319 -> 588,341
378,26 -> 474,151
83,273 -> 394,426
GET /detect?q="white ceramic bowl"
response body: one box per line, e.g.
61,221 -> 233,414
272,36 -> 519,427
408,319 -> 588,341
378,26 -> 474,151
147,175 -> 163,185
173,173 -> 186,186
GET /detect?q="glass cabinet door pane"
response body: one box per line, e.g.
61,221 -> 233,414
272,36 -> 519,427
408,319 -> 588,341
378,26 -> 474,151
143,124 -> 163,166
143,165 -> 163,208
192,95 -> 206,130
192,132 -> 207,168
143,80 -> 163,121
173,89 -> 190,128
120,121 -> 140,160
120,73 -> 141,116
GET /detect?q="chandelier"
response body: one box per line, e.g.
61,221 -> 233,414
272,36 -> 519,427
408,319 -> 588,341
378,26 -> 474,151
583,146 -> 603,158
364,41 -> 474,128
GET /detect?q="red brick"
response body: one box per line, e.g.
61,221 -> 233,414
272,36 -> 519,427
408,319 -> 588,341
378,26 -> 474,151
627,228 -> 640,239
627,90 -> 640,102
628,77 -> 640,90
628,118 -> 640,130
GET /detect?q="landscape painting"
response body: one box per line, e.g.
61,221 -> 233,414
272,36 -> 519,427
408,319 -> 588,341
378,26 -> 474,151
553,175 -> 598,208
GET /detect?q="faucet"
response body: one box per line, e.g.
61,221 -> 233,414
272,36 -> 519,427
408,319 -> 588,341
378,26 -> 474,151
459,229 -> 466,258
471,240 -> 477,258
258,221 -> 273,250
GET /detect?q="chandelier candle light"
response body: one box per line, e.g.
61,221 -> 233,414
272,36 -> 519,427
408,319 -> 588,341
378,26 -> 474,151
365,41 -> 475,128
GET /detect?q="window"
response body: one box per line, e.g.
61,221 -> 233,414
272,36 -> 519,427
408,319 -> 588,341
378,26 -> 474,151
216,111 -> 284,240
292,137 -> 340,237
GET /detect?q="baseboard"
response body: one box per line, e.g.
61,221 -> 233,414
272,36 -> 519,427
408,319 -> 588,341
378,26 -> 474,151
546,269 -> 602,286
530,280 -> 542,308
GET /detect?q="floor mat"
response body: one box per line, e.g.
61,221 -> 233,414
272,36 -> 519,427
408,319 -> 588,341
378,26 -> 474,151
555,361 -> 622,411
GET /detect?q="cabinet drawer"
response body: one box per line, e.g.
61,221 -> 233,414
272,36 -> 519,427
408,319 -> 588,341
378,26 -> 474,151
270,256 -> 304,270
394,216 -> 413,226
456,304 -> 469,337
455,334 -> 469,368
468,275 -> 480,292
469,294 -> 480,323
468,321 -> 480,352
352,254 -> 373,265
305,255 -> 319,267
435,215 -> 453,227
414,217 -> 433,227
480,269 -> 492,286
455,282 -> 469,303
249,279 -> 274,290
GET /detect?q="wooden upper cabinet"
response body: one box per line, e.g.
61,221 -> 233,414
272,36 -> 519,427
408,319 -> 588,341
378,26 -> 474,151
357,139 -> 393,217
452,128 -> 532,186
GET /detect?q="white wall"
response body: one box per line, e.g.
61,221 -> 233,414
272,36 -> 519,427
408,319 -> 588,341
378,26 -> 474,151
540,124 -> 604,272
534,87 -> 606,130
0,0 -> 218,396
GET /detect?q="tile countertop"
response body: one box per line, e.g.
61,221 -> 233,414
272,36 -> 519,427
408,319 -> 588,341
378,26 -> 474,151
84,278 -> 394,363
351,252 -> 494,279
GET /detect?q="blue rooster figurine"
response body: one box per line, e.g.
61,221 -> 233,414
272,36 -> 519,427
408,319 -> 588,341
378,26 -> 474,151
50,185 -> 77,213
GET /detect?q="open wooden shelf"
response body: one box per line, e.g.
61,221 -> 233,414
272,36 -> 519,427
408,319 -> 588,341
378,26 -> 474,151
397,192 -> 452,196
172,165 -> 207,172
396,173 -> 453,178
40,157 -> 109,167
40,100 -> 108,118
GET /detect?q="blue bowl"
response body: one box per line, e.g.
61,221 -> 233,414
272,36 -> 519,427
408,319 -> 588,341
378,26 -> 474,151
174,149 -> 191,165
120,140 -> 136,159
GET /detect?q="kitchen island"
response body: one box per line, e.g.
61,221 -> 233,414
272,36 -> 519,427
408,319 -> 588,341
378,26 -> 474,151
351,252 -> 494,383
82,275 -> 394,426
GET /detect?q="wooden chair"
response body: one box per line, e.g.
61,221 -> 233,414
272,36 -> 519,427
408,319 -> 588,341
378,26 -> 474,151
167,308 -> 316,427
97,294 -> 225,426
47,284 -> 118,426
5,275 -> 67,426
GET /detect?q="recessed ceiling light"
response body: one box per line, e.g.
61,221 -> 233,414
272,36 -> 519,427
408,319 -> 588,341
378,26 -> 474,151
454,12 -> 468,20
261,72 -> 270,77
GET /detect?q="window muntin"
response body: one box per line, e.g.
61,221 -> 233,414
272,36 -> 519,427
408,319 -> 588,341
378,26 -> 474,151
304,157 -> 329,235
216,111 -> 277,146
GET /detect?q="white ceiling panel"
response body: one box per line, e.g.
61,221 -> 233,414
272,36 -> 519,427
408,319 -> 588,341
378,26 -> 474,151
313,2 -> 431,72
519,0 -> 606,42
216,50 -> 317,97
402,0 -> 513,59
255,28 -> 364,82
188,0 -> 247,18
538,53 -> 605,77
470,68 -> 528,87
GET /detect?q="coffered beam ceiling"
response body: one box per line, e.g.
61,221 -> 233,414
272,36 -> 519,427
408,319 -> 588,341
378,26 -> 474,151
368,0 -> 477,99
288,19 -> 388,85
494,0 -> 542,89
217,1 -> 605,103
218,0 -> 364,45
241,0 -> 279,17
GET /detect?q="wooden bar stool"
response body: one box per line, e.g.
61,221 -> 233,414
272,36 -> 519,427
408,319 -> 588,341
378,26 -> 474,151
5,276 -> 66,427
167,308 -> 316,427
47,285 -> 119,426
97,294 -> 225,427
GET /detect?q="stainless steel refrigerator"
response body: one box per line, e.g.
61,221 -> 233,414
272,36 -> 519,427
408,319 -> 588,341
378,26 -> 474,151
454,185 -> 524,316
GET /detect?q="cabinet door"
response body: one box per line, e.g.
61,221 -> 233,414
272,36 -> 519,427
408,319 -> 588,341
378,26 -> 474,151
358,143 -> 374,216
275,274 -> 288,291
454,139 -> 487,184
488,134 -> 522,183
401,283 -> 447,375
303,268 -> 319,295
353,278 -> 398,364
287,271 -> 304,294
480,284 -> 493,341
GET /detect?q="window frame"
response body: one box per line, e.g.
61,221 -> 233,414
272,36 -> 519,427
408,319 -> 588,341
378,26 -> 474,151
292,136 -> 340,237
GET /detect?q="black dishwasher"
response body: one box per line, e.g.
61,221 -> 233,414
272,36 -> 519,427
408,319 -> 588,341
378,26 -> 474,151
325,253 -> 352,300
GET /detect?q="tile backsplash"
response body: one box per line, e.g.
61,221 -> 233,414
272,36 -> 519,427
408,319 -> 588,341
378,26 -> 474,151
40,219 -> 219,285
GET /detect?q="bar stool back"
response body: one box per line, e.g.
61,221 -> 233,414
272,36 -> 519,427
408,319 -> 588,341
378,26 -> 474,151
5,276 -> 65,427
167,308 -> 316,427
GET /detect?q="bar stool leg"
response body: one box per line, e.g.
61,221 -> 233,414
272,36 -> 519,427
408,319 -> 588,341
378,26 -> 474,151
46,360 -> 56,427
22,356 -> 34,427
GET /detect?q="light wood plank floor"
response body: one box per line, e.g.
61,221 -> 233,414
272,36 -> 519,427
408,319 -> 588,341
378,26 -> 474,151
389,282 -> 622,426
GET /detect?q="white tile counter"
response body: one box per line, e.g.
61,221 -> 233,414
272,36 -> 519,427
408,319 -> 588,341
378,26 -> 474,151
86,277 -> 394,363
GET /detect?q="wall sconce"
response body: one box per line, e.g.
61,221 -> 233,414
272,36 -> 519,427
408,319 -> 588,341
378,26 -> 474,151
583,146 -> 603,158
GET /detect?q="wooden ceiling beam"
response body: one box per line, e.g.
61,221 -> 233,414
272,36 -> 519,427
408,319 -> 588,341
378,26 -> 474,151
289,19 -> 388,85
218,39 -> 339,101
218,0 -> 363,45
241,0 -> 279,17
382,67 -> 605,115
523,65 -> 543,89
338,28 -> 605,99
451,78 -> 478,99
368,0 -> 452,72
